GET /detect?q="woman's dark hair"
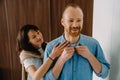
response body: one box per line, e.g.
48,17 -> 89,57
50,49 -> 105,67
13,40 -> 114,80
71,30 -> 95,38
16,24 -> 47,55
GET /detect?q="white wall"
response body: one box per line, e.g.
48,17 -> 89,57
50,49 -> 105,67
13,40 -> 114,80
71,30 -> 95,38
93,0 -> 120,80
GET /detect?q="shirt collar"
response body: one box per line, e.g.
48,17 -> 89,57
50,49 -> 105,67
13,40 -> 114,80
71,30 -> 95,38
61,34 -> 84,47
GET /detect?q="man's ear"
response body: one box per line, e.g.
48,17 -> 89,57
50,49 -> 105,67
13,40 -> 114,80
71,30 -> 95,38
61,18 -> 64,26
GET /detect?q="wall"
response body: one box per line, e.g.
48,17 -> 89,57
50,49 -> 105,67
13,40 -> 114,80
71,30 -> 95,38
93,0 -> 120,80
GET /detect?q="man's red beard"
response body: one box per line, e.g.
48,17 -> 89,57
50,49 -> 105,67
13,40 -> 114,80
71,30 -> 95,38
67,26 -> 81,37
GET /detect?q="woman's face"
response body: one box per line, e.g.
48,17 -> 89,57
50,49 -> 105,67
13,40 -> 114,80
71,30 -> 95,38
28,29 -> 44,48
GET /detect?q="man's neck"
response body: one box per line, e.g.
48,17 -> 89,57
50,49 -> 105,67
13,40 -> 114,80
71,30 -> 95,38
64,33 -> 80,44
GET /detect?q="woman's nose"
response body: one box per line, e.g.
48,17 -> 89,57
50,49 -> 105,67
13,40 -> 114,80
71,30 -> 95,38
36,35 -> 41,39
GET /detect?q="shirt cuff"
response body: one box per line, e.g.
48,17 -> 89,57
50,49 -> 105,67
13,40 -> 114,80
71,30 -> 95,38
96,64 -> 109,78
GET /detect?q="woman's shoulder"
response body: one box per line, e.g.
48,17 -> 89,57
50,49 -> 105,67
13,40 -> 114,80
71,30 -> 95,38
19,50 -> 41,64
23,57 -> 42,69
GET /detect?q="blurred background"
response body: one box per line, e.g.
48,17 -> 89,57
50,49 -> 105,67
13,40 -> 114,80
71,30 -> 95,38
93,0 -> 120,80
0,0 -> 120,80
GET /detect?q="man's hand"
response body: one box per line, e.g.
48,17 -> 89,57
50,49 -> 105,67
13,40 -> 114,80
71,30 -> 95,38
60,46 -> 74,62
75,46 -> 92,59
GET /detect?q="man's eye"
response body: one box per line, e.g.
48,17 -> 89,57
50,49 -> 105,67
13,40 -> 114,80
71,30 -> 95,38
69,20 -> 73,22
77,20 -> 81,22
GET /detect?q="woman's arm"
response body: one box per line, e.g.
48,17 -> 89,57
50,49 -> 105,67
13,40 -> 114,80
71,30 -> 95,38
26,56 -> 53,80
26,41 -> 70,80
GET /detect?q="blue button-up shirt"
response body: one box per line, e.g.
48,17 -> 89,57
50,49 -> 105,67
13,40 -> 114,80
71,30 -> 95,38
43,34 -> 110,80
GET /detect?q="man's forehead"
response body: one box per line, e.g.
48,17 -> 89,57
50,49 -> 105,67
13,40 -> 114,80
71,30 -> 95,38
62,7 -> 83,18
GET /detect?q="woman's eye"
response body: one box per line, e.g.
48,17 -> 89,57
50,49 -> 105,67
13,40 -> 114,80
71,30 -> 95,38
32,36 -> 36,39
37,31 -> 40,34
37,32 -> 39,34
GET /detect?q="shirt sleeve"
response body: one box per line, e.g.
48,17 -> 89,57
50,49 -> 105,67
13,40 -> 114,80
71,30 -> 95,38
43,43 -> 57,80
96,64 -> 110,78
23,58 -> 35,69
95,42 -> 110,78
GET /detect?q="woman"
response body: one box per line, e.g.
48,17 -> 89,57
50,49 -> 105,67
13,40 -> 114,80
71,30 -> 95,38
16,24 -> 71,80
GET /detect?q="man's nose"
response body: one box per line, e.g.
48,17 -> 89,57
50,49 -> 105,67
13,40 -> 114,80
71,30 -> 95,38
72,22 -> 78,27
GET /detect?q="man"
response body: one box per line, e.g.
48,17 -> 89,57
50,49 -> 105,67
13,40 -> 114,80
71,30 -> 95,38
43,3 -> 110,80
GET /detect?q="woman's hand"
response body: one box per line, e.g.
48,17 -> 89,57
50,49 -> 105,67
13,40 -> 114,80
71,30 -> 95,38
49,41 -> 70,60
